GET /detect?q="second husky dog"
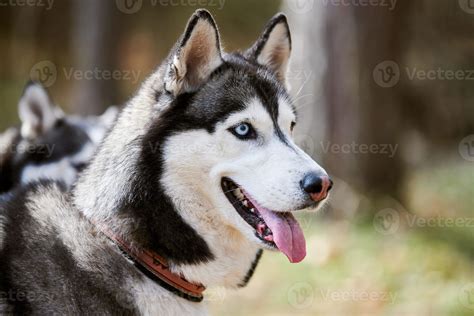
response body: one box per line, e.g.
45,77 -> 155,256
0,82 -> 117,193
0,10 -> 332,315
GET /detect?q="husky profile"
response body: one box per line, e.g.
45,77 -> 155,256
0,10 -> 332,315
0,82 -> 117,193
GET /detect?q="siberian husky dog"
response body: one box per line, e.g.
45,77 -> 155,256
0,82 -> 117,193
0,10 -> 332,315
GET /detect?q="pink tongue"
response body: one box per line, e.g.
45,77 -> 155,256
248,200 -> 306,263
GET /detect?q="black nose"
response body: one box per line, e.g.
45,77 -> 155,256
300,173 -> 333,202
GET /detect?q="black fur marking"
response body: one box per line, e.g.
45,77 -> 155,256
125,102 -> 217,265
222,55 -> 293,145
253,75 -> 291,145
238,249 -> 263,287
22,119 -> 90,164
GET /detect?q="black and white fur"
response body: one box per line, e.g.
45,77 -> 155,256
0,82 -> 117,193
0,10 -> 329,315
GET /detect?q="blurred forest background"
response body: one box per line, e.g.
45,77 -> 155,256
0,0 -> 473,315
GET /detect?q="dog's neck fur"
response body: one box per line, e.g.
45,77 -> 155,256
73,70 -> 260,292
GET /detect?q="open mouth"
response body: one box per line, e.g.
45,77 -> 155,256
221,178 -> 306,263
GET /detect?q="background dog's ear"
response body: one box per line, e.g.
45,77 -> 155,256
99,106 -> 119,128
245,13 -> 291,84
18,81 -> 59,139
164,9 -> 223,96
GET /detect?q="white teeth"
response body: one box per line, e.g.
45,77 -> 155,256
242,200 -> 248,207
250,208 -> 255,213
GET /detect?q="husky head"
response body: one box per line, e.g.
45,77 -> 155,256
157,10 -> 332,263
0,82 -> 117,193
75,10 -> 332,287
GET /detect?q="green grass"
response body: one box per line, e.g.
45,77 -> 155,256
210,222 -> 472,315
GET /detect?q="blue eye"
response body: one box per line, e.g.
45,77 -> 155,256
229,122 -> 256,140
235,123 -> 250,136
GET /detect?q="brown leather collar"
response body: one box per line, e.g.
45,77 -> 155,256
93,222 -> 206,302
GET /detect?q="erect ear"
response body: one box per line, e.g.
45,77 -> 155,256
164,9 -> 223,96
245,13 -> 292,83
18,81 -> 58,139
99,106 -> 119,128
0,127 -> 18,166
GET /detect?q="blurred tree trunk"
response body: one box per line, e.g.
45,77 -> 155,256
323,5 -> 360,186
70,0 -> 119,115
283,1 -> 413,203
351,4 -> 413,200
281,1 -> 328,160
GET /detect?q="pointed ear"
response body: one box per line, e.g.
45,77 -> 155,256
99,106 -> 119,128
245,13 -> 292,83
18,81 -> 58,139
164,9 -> 223,96
0,127 -> 18,166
